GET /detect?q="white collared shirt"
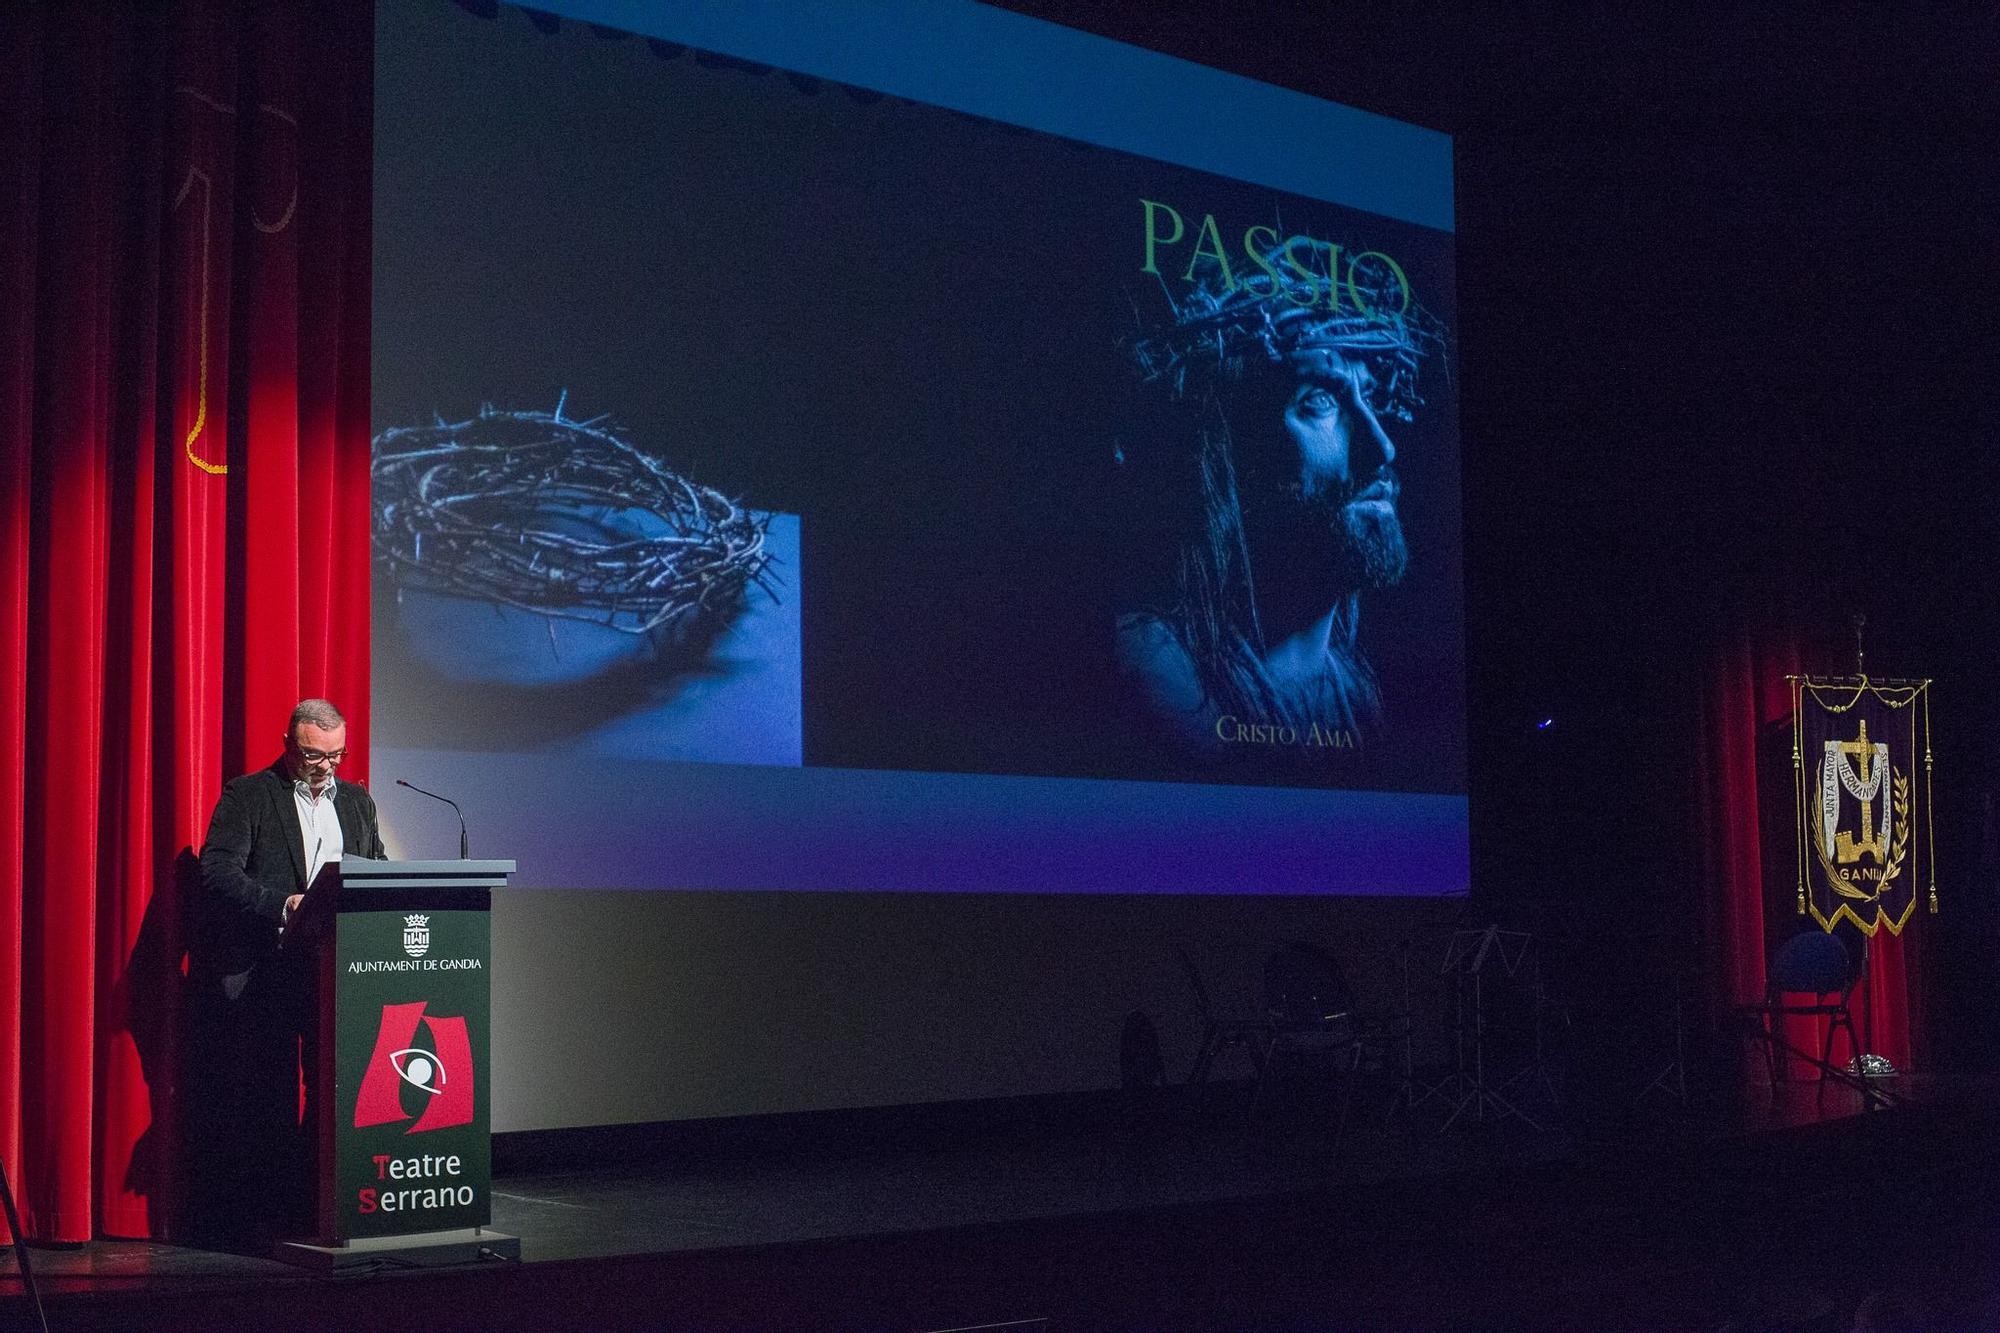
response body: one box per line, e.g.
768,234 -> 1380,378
294,774 -> 345,889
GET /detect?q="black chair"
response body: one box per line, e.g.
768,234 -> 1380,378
1744,927 -> 1875,1106
1257,942 -> 1395,1135
1176,947 -> 1270,1089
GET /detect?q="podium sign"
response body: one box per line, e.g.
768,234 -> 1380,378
307,857 -> 513,1249
333,904 -> 490,1237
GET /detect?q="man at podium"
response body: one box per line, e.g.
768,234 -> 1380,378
188,698 -> 386,1240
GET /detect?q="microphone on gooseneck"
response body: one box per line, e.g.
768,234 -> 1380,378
396,778 -> 470,860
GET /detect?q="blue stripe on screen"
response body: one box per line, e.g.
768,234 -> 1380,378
375,750 -> 1470,895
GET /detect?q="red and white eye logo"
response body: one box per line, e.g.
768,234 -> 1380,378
354,1003 -> 475,1133
390,1048 -> 447,1095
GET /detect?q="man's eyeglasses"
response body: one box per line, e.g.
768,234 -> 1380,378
293,746 -> 347,765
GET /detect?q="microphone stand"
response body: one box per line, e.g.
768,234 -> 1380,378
395,779 -> 470,859
0,1158 -> 49,1333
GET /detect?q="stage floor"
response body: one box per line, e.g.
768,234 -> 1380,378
8,1075 -> 2000,1330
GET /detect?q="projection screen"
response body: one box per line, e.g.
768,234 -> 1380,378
371,0 -> 1466,899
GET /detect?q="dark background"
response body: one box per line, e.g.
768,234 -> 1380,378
981,2 -> 2000,1071
392,1 -> 2000,1131
981,7 -> 2000,859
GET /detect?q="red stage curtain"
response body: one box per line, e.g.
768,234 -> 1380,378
1698,630 -> 1924,1086
0,0 -> 372,1242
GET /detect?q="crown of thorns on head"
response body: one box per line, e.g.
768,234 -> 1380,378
1130,239 -> 1443,423
371,402 -> 771,637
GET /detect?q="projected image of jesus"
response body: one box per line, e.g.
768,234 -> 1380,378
1116,236 -> 1435,761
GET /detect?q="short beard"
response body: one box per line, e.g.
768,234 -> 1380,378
1286,471 -> 1406,592
1336,494 -> 1408,590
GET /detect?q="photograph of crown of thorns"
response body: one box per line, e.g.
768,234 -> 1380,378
371,395 -> 776,644
1128,240 -> 1448,422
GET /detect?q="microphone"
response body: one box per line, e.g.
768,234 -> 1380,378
396,778 -> 470,860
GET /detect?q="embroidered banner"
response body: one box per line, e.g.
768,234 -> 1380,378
1792,677 -> 1936,935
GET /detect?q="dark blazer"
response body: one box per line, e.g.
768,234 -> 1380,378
195,761 -> 386,984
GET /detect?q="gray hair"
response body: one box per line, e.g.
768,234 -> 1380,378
289,698 -> 346,734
